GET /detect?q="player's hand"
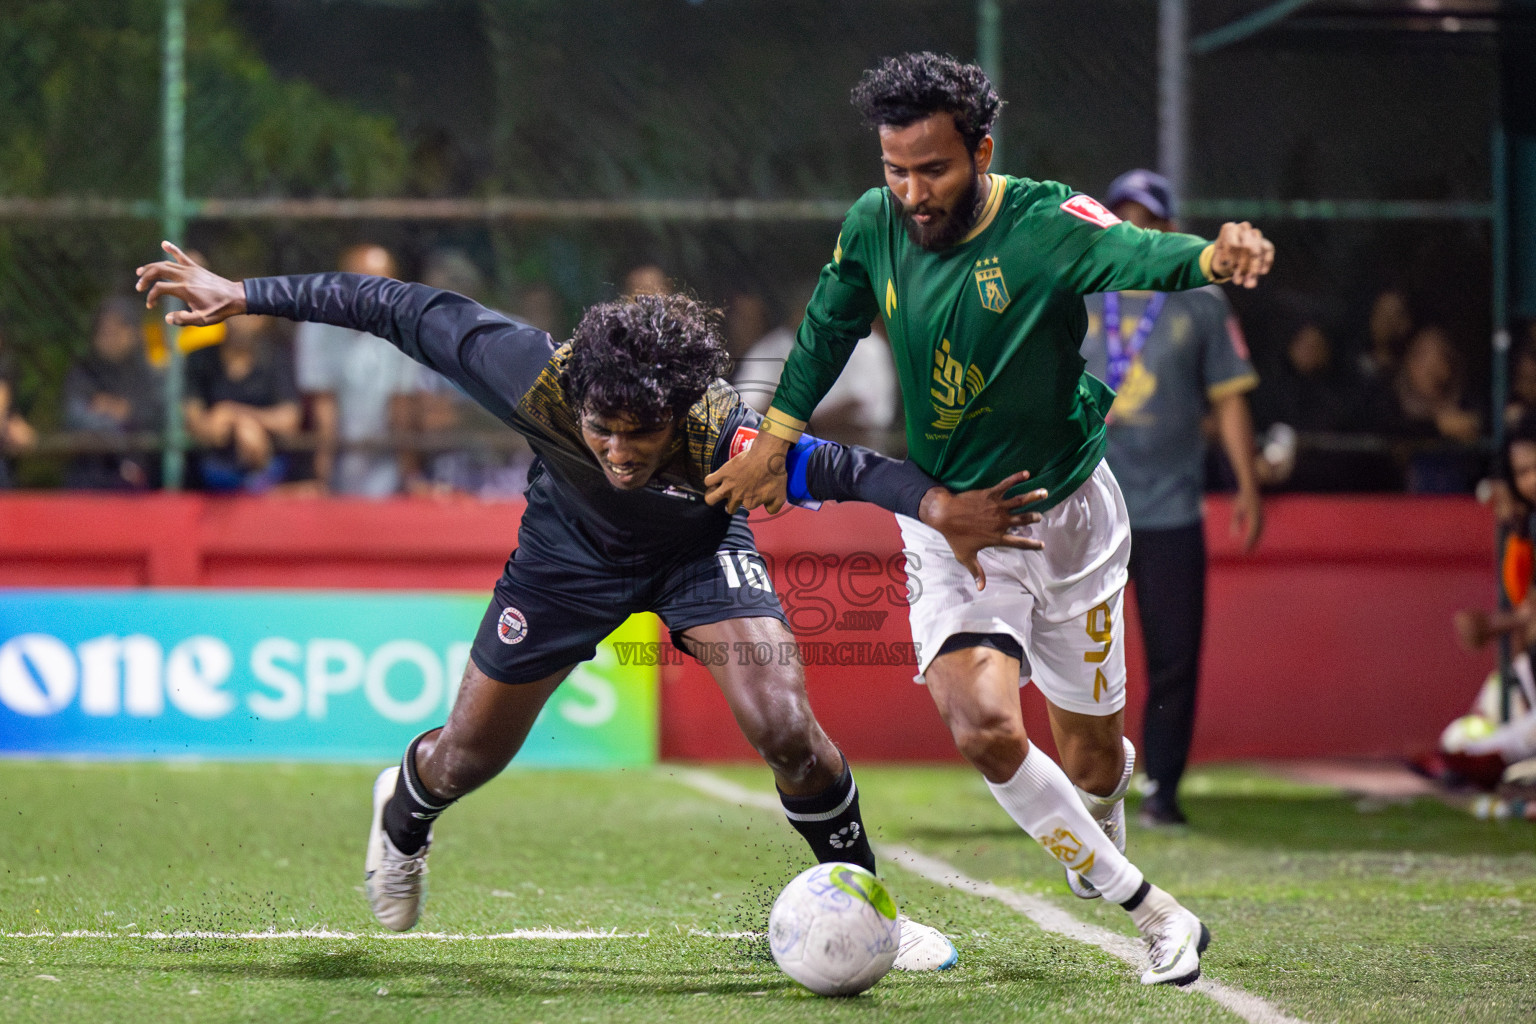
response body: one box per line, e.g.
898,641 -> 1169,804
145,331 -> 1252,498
1231,485 -> 1263,553
918,470 -> 1048,591
704,431 -> 791,513
134,241 -> 247,326
1210,222 -> 1275,289
1454,609 -> 1493,651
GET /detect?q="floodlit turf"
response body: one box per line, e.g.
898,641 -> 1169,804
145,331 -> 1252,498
1,761 -> 1533,1023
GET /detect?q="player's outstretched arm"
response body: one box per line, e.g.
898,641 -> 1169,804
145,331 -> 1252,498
918,471 -> 1047,591
135,241 -> 246,325
773,422 -> 1046,591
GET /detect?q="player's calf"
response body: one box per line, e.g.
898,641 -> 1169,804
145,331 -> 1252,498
1066,736 -> 1136,899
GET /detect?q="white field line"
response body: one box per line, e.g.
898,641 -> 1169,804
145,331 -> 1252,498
2,928 -> 761,941
671,768 -> 1311,1024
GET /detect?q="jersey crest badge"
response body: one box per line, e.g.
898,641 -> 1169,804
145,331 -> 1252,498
1060,194 -> 1122,229
497,606 -> 529,645
973,256 -> 1010,313
728,425 -> 758,458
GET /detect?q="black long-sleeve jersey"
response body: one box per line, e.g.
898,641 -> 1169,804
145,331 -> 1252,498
244,274 -> 938,564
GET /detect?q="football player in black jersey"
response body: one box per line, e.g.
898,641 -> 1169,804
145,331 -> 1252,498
138,242 -> 1045,970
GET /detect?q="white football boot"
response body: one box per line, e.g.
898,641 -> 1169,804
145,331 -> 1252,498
1136,892 -> 1211,986
891,915 -> 958,971
364,766 -> 431,931
1066,736 -> 1136,899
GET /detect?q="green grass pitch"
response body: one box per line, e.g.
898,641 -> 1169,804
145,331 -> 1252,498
1,760 -> 1534,1023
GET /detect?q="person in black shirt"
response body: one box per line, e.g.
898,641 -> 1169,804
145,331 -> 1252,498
183,312 -> 301,492
138,241 -> 1043,970
63,296 -> 165,490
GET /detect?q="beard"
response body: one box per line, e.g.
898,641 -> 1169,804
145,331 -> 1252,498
898,171 -> 983,251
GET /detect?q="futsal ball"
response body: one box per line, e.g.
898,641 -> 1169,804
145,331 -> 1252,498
1440,714 -> 1507,790
768,862 -> 900,996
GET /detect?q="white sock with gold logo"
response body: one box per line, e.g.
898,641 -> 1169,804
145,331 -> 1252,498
985,744 -> 1144,904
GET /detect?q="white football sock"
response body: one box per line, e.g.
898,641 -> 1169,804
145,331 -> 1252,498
986,744 -> 1144,904
1075,737 -> 1133,822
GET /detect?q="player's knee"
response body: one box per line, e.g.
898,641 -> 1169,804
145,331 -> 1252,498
752,719 -> 818,779
1056,732 -> 1123,795
951,716 -> 1027,777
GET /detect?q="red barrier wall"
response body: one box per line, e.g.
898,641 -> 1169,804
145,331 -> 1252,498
0,493 -> 1495,762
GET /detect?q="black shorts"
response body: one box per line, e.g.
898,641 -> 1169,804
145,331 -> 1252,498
470,515 -> 786,684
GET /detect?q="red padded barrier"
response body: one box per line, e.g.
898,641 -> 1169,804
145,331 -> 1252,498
0,492 -> 1496,761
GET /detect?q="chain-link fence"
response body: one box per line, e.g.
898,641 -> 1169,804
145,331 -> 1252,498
0,0 -> 1506,491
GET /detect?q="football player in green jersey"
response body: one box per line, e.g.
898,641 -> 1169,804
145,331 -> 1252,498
706,52 -> 1274,987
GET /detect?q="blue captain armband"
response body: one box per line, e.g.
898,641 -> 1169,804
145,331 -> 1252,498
783,434 -> 829,510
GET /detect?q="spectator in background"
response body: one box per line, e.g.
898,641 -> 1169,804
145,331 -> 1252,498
1079,169 -> 1263,828
1249,313 -> 1396,491
1504,330 -> 1536,429
0,316 -> 38,487
1357,287 -> 1413,393
724,290 -> 771,362
183,313 -> 300,493
514,281 -> 561,336
732,283 -> 897,440
1385,324 -> 1481,442
63,296 -> 164,490
296,243 -> 421,496
622,264 -> 671,298
409,249 -> 529,497
1382,324 -> 1482,493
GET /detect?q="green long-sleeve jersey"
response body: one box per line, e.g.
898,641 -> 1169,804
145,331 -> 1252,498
769,174 -> 1221,508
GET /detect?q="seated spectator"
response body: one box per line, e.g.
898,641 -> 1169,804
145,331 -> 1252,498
1456,414 -> 1536,655
183,314 -> 300,493
408,249 -> 530,497
63,296 -> 164,490
622,264 -> 671,298
1255,318 -> 1360,434
724,291 -> 771,362
0,316 -> 38,487
295,243 -> 421,496
514,281 -> 561,336
1505,325 -> 1536,428
1252,316 -> 1388,491
1380,324 -> 1482,493
1357,287 -> 1413,390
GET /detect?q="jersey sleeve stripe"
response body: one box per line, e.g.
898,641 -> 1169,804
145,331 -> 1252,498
1206,373 -> 1260,401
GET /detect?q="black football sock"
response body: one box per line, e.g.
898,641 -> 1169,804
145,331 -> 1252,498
383,730 -> 455,856
778,756 -> 877,875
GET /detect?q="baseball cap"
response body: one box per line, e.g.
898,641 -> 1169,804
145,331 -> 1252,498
1105,169 -> 1175,221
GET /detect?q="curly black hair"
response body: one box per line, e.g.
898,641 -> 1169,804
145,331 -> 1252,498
562,292 -> 732,427
850,52 -> 1002,153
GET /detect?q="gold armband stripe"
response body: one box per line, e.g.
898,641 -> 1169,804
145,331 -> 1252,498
1199,243 -> 1232,284
761,408 -> 806,443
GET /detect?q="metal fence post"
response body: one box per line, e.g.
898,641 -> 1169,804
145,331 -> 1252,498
977,0 -> 1002,172
1158,0 -> 1188,210
161,0 -> 187,490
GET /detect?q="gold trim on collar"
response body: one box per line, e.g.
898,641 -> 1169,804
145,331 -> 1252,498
959,173 -> 1007,245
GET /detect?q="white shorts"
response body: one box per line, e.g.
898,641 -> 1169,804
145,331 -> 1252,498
897,460 -> 1130,717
